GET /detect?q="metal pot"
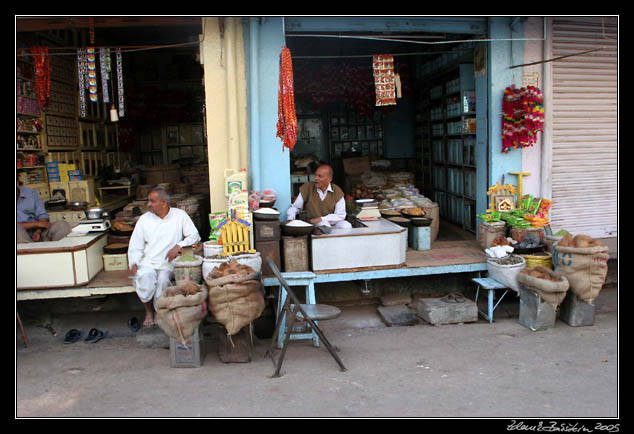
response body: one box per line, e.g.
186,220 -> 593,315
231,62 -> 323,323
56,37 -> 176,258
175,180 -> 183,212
68,201 -> 89,210
85,207 -> 108,220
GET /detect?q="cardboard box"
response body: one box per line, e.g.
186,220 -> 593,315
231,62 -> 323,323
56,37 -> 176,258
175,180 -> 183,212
342,156 -> 371,176
68,179 -> 96,204
103,254 -> 128,271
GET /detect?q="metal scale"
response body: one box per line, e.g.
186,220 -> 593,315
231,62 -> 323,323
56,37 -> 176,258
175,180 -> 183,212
71,218 -> 111,234
354,199 -> 381,221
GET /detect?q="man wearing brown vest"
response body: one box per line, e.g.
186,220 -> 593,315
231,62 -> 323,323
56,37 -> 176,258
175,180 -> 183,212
286,164 -> 352,230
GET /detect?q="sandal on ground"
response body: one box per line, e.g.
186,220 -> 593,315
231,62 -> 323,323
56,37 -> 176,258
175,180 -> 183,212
63,329 -> 83,344
84,328 -> 106,343
128,317 -> 141,333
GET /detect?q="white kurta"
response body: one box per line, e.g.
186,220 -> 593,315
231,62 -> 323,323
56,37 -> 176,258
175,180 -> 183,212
127,207 -> 201,272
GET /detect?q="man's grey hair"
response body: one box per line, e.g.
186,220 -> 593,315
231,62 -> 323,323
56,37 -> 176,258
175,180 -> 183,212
151,186 -> 171,205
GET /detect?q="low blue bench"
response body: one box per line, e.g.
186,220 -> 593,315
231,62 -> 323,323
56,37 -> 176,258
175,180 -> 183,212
472,277 -> 511,323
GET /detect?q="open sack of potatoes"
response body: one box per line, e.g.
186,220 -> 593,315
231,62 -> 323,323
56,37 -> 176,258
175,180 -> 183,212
553,234 -> 609,304
517,266 -> 570,310
156,282 -> 209,345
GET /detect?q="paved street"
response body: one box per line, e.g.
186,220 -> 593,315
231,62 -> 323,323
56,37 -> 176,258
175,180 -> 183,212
16,285 -> 618,419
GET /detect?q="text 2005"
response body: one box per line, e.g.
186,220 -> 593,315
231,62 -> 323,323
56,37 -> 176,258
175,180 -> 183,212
595,424 -> 619,433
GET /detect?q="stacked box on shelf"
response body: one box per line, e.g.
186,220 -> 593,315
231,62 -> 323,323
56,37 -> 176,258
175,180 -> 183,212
46,162 -> 60,182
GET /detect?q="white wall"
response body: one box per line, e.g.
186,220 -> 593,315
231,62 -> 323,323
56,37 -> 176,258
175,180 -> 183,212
520,17 -> 546,198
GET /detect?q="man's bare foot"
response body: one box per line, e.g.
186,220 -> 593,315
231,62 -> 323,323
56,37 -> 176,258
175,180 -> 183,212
142,313 -> 155,327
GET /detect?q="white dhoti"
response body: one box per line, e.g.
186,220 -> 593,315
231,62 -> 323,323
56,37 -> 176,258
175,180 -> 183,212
134,266 -> 174,311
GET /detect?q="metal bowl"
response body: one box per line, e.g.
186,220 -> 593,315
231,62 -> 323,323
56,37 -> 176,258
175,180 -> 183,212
85,207 -> 107,220
253,209 -> 281,221
281,222 -> 315,236
410,217 -> 433,227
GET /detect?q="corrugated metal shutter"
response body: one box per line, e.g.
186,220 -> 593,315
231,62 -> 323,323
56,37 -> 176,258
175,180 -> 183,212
550,17 -> 617,238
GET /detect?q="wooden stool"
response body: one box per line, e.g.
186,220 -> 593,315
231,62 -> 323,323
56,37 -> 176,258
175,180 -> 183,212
274,271 -> 318,349
472,277 -> 510,323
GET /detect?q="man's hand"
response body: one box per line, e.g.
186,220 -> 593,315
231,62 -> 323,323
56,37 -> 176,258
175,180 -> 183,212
166,244 -> 183,262
309,217 -> 323,225
128,264 -> 138,277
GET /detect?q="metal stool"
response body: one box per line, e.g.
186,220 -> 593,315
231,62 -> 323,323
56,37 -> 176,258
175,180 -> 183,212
274,271 -> 319,349
472,277 -> 510,323
265,257 -> 346,378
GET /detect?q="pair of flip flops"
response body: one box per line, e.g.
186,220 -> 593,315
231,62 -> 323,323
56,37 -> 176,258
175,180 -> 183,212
63,328 -> 106,344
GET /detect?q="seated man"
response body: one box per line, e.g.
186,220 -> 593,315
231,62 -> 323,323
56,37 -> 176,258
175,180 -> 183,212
127,186 -> 201,327
286,164 -> 352,230
17,180 -> 71,243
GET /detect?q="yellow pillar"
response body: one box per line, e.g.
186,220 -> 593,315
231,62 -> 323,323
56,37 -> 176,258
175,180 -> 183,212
200,17 -> 249,212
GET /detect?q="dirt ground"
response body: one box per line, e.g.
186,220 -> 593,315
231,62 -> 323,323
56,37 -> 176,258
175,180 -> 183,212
16,281 -> 618,419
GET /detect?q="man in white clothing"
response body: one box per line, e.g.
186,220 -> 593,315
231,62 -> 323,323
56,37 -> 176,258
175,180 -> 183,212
127,186 -> 201,327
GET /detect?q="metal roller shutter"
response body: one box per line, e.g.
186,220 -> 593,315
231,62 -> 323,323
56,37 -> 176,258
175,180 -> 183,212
550,17 -> 617,239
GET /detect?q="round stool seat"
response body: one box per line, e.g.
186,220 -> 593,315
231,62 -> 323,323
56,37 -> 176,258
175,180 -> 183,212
290,304 -> 341,321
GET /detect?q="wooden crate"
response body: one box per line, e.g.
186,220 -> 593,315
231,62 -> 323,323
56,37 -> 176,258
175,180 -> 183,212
255,240 -> 281,277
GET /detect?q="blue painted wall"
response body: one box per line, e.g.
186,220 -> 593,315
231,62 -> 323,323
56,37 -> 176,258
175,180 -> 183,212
245,17 -> 292,220
487,17 -> 524,188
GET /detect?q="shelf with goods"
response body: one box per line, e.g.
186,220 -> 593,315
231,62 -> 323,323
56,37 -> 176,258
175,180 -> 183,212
137,123 -> 207,166
17,51 -> 49,197
414,84 -> 432,196
428,64 -> 477,232
328,109 -> 384,160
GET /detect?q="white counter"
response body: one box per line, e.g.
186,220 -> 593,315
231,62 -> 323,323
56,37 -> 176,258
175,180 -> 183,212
17,231 -> 108,289
311,217 -> 405,239
311,218 -> 407,272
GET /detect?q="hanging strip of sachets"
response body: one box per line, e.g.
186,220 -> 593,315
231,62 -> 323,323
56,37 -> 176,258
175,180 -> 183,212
30,47 -> 51,110
77,48 -> 87,117
373,54 -> 396,106
86,47 -> 98,102
116,48 -> 125,117
99,47 -> 110,103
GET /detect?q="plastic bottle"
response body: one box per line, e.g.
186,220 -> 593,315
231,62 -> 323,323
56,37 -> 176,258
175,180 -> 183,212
224,168 -> 248,197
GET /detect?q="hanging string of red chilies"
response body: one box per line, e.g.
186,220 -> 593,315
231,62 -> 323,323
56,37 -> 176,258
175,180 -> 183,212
30,46 -> 51,110
276,47 -> 298,152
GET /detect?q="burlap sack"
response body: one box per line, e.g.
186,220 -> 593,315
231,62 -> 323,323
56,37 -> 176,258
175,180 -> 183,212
156,284 -> 209,344
205,270 -> 257,288
208,280 -> 265,336
517,266 -> 569,309
553,244 -> 609,304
